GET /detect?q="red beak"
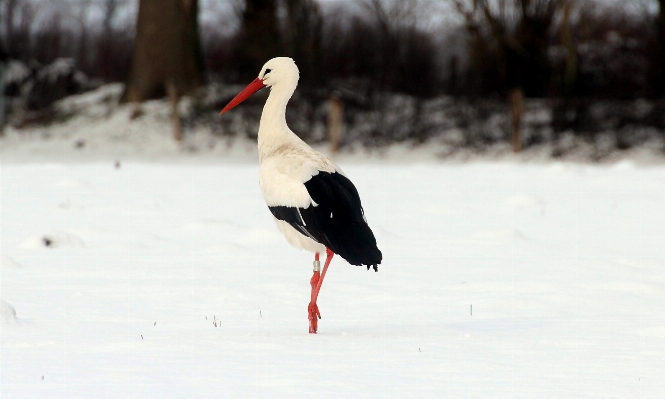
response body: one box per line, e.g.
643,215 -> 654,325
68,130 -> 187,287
219,78 -> 266,114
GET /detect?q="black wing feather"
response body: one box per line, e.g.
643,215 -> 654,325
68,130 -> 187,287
268,171 -> 382,269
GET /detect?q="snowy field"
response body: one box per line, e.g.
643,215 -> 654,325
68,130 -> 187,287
2,159 -> 665,398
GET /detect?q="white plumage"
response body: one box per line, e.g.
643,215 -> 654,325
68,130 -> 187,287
254,58 -> 337,253
220,57 -> 381,333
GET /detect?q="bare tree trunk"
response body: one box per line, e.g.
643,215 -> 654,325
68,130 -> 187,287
656,0 -> 665,97
3,0 -> 18,55
97,0 -> 120,81
102,0 -> 119,35
122,0 -> 203,102
510,88 -> 524,153
5,0 -> 36,60
76,2 -> 92,73
283,0 -> 323,85
0,46 -> 7,132
234,0 -> 281,82
560,0 -> 576,97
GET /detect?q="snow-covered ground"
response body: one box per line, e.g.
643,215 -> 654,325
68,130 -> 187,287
2,84 -> 665,397
2,159 -> 665,398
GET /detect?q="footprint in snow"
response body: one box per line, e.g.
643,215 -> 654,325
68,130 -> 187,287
1,300 -> 21,326
19,231 -> 86,250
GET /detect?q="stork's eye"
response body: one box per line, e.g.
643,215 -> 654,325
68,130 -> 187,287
265,69 -> 272,74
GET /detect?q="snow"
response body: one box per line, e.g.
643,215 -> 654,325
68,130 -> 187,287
41,59 -> 78,84
0,84 -> 261,163
2,83 -> 665,397
1,300 -> 20,325
3,61 -> 30,86
2,159 -> 665,398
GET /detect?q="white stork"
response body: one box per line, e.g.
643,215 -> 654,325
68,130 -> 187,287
220,57 -> 382,334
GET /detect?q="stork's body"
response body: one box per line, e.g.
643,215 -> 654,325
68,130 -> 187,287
221,57 -> 382,333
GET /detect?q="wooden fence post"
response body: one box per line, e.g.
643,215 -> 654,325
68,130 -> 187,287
168,80 -> 183,142
328,93 -> 343,154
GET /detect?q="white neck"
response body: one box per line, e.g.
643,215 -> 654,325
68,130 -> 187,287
257,82 -> 298,161
259,85 -> 292,130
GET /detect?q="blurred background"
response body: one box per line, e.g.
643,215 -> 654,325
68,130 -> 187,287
1,0 -> 665,160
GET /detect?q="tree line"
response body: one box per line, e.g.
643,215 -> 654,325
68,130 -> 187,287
2,0 -> 665,100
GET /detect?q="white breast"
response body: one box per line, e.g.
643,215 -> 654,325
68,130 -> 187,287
259,144 -> 337,208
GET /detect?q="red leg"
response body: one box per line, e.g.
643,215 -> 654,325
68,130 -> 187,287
308,253 -> 321,333
308,248 -> 334,334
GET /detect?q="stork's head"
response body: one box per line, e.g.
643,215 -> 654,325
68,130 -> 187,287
220,57 -> 299,114
259,57 -> 299,89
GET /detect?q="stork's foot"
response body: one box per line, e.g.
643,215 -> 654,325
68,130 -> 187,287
308,249 -> 333,334
308,302 -> 321,333
309,268 -> 321,333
